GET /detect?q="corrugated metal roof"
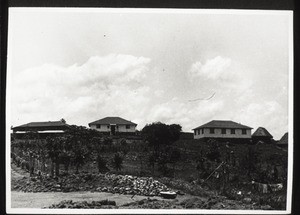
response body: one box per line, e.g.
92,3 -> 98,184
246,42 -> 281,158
89,117 -> 137,126
192,120 -> 252,130
12,121 -> 68,129
252,127 -> 273,138
277,132 -> 288,145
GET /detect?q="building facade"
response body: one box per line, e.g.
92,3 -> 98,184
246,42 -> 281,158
88,117 -> 137,135
192,120 -> 252,142
252,127 -> 274,144
11,119 -> 69,139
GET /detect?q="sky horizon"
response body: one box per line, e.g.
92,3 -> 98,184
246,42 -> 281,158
7,8 -> 292,139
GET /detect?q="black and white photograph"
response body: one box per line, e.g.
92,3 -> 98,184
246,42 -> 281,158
6,8 -> 293,214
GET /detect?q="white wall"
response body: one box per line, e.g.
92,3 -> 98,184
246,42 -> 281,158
90,124 -> 136,133
194,128 -> 251,139
90,124 -> 110,132
116,124 -> 136,132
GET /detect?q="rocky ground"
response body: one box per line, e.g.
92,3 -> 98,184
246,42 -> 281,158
11,163 -> 279,210
12,164 -> 170,196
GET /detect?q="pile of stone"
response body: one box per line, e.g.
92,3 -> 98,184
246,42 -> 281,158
12,171 -> 170,197
47,200 -> 117,209
97,174 -> 170,196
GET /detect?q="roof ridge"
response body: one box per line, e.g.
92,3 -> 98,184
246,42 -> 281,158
29,120 -> 62,123
252,127 -> 273,137
88,116 -> 137,126
192,120 -> 252,130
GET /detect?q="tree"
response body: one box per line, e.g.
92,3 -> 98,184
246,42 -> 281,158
119,139 -> 129,156
91,137 -> 109,173
142,122 -> 182,175
64,125 -> 101,174
206,139 -> 221,163
112,153 -> 123,172
97,155 -> 109,173
169,148 -> 181,177
142,122 -> 182,153
245,145 -> 258,178
33,138 -> 47,173
45,136 -> 62,177
147,154 -> 156,175
168,124 -> 182,142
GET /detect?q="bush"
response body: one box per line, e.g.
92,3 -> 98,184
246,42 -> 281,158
97,155 -> 109,173
111,153 -> 123,171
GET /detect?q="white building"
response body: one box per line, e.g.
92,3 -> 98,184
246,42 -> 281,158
192,120 -> 252,141
88,117 -> 137,135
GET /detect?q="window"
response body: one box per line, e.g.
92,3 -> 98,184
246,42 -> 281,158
231,129 -> 235,134
242,129 -> 247,135
107,125 -> 110,129
202,129 -> 204,134
194,130 -> 197,135
210,128 -> 215,134
221,128 -> 226,134
96,124 -> 100,129
126,125 -> 130,129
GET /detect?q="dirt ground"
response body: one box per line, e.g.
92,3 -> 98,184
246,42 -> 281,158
10,163 -> 203,208
11,191 -> 187,208
9,163 -> 271,210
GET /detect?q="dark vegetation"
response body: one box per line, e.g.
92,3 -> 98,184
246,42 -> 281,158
48,200 -> 117,209
11,122 -> 288,210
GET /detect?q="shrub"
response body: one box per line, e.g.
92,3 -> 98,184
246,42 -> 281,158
111,153 -> 123,171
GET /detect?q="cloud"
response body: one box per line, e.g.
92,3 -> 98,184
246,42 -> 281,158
144,99 -> 224,132
184,55 -> 288,139
235,101 -> 288,139
188,56 -> 232,80
11,54 -> 152,127
10,53 -> 288,140
187,56 -> 253,99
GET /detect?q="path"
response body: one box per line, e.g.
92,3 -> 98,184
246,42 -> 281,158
11,191 -> 194,208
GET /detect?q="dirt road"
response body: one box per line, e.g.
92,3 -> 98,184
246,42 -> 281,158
11,191 -> 198,208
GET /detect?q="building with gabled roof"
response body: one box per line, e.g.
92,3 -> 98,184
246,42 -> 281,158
192,120 -> 252,142
252,127 -> 274,144
277,132 -> 288,147
11,119 -> 69,139
88,117 -> 137,135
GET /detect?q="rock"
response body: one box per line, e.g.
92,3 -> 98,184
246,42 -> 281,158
261,205 -> 272,210
243,198 -> 252,203
176,190 -> 185,195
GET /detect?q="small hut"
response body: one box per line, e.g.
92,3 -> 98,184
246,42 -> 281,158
277,132 -> 288,148
252,127 -> 274,144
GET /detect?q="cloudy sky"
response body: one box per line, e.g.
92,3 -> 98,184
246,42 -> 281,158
8,8 -> 292,139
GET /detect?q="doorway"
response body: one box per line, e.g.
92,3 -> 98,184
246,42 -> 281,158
111,125 -> 116,135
